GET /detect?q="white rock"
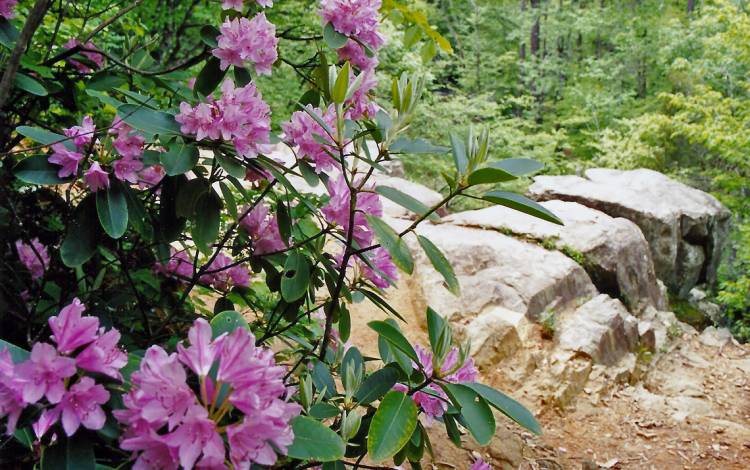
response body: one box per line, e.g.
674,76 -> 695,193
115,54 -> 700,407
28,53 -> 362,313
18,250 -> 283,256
465,307 -> 527,368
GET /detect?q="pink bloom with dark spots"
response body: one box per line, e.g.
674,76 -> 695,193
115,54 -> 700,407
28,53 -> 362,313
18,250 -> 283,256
16,342 -> 76,404
64,115 -> 96,148
48,143 -> 84,178
53,376 -> 109,436
15,238 -> 50,281
138,165 -> 165,189
76,328 -> 128,380
162,405 -> 225,469
177,319 -> 221,378
84,162 -> 110,192
113,157 -> 145,184
48,298 -> 99,355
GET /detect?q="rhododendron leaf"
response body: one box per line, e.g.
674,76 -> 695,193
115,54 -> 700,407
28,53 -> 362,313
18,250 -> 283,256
234,67 -> 252,87
14,155 -> 72,184
376,186 -> 440,222
367,390 -> 418,462
481,191 -> 563,225
0,339 -> 29,363
210,310 -> 250,338
426,307 -> 449,356
120,352 -> 143,389
157,175 -> 188,242
338,303 -> 351,342
298,89 -> 321,109
96,181 -> 129,239
16,125 -> 74,149
450,133 -> 468,175
367,320 -> 418,363
176,177 -> 208,218
160,142 -> 199,176
467,166 -> 517,186
276,199 -> 292,242
309,402 -> 340,419
443,413 -> 462,446
287,416 -> 346,461
491,158 -> 544,176
465,382 -> 542,435
216,153 -> 245,178
61,195 -> 99,267
311,360 -> 337,399
342,346 -> 364,390
322,462 -> 346,470
192,190 -> 222,252
41,434 -> 95,470
281,252 -> 311,302
13,427 -> 33,450
417,235 -> 459,296
194,56 -> 226,96
441,383 -> 495,446
87,72 -> 127,91
354,365 -> 400,405
359,289 -> 405,321
331,62 -> 351,104
117,104 -> 181,136
219,182 -> 237,219
0,18 -> 18,49
365,215 -> 414,274
123,186 -> 150,237
15,73 -> 48,96
200,25 -> 220,48
323,22 -> 348,49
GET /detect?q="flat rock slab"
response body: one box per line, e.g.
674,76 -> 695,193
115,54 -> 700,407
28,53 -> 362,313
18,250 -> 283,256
446,201 -> 667,312
528,169 -> 731,297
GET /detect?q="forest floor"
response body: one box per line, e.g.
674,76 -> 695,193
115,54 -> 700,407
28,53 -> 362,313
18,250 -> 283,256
522,334 -> 750,469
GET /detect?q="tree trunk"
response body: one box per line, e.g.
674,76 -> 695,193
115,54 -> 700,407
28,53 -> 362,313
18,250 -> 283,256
687,0 -> 696,14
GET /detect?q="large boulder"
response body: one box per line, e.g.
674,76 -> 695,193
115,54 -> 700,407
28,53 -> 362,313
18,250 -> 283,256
528,169 -> 731,297
446,201 -> 667,312
556,294 -> 639,366
386,218 -> 598,323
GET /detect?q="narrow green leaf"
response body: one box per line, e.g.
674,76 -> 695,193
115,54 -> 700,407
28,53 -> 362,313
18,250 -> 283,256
15,126 -> 68,146
0,18 -> 19,49
281,252 -> 311,302
482,191 -> 563,225
61,195 -> 99,267
450,133 -> 468,175
117,104 -> 181,135
490,158 -> 543,177
287,416 -> 346,461
417,235 -> 459,295
192,190 -> 222,252
365,215 -> 413,274
376,186 -> 439,221
441,383 -> 495,446
367,320 -> 418,363
323,22 -> 349,49
15,73 -> 48,96
200,25 -> 220,48
331,62 -> 350,104
219,182 -> 237,219
467,166 -> 516,186
426,307 -> 447,355
354,365 -> 400,405
465,382 -> 542,435
311,360 -> 337,399
96,182 -> 129,239
309,403 -> 340,419
367,391 -> 418,462
176,177 -> 209,218
194,57 -> 226,96
14,155 -> 71,184
41,434 -> 96,470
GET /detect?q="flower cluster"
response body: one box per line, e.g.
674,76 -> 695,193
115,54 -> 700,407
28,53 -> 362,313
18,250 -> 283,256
319,0 -> 384,71
0,299 -> 127,438
281,105 -> 339,174
347,68 -> 379,119
155,249 -> 251,291
239,203 -> 287,255
15,238 -> 50,281
395,345 -> 478,420
358,247 -> 398,288
221,0 -> 273,12
63,39 -> 105,73
0,0 -> 16,18
177,80 -> 272,159
322,173 -> 382,248
116,319 -> 301,469
213,13 -> 278,75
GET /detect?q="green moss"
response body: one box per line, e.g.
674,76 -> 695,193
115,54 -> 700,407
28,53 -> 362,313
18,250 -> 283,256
670,298 -> 710,330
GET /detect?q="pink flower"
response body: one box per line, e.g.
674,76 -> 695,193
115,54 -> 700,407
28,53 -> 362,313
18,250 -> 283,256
138,165 -> 165,189
199,253 -> 252,290
227,400 -> 300,468
63,39 -> 105,73
346,68 -> 379,119
281,105 -> 339,174
177,80 -> 271,159
319,0 -> 384,70
112,124 -> 145,159
84,162 -> 110,192
15,238 -> 50,281
222,0 -> 273,10
32,408 -> 58,439
470,457 -> 493,470
239,204 -> 286,255
48,143 -> 84,178
48,298 -> 99,355
16,343 -> 76,404
113,157 -> 145,184
53,376 -> 109,436
0,0 -> 17,19
337,40 -> 378,71
359,247 -> 397,288
154,249 -> 195,280
64,115 -> 96,148
213,13 -> 278,75
76,328 -> 128,380
177,319 -> 221,377
0,349 -> 24,434
162,405 -> 225,469
322,173 -> 383,248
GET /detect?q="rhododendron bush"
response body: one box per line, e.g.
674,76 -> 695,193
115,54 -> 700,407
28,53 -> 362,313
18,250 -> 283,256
0,0 -> 554,468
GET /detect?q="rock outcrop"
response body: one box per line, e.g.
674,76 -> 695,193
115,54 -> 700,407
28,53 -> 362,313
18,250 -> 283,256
528,168 -> 731,297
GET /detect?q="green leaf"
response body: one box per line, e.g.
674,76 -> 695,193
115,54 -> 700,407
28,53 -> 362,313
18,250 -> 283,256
194,56 -> 226,96
61,195 -> 99,267
465,382 -> 541,435
323,22 -> 349,49
96,182 -> 129,239
176,177 -> 209,218
450,133 -> 468,175
376,186 -> 439,222
467,166 -> 516,186
443,413 -> 462,446
417,235 -> 459,295
14,427 -> 33,449
281,252 -> 311,302
367,320 -> 418,363
200,25 -> 220,48
160,142 -> 199,176
311,360 -> 337,398
192,190 -> 222,252
124,185 -> 149,236
331,62 -> 350,104
88,72 -> 128,91
481,191 -> 563,225
0,339 -> 30,363
367,391 -> 418,462
390,137 -> 449,154
309,402 -> 340,419
365,215 -> 413,274
0,18 -> 18,49
15,73 -> 48,96
276,200 -> 292,245
217,153 -> 245,178
219,182 -> 237,219
117,104 -> 181,135
441,383 -> 495,446
354,365 -> 400,405
210,310 -> 250,338
41,434 -> 96,470
341,346 -> 364,390
287,416 -> 346,462
234,67 -> 252,86
14,155 -> 71,184
491,158 -> 543,177
15,126 -> 68,146
426,307 -> 448,355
